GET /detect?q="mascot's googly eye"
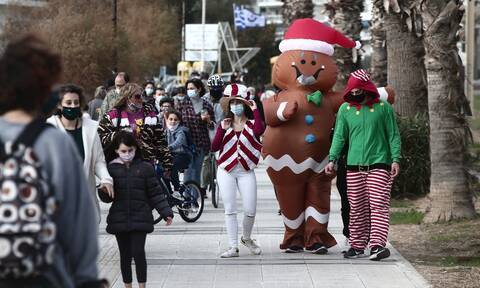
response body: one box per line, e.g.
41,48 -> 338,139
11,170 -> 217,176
3,158 -> 18,177
0,238 -> 12,258
19,204 -> 40,222
23,148 -> 37,165
45,245 -> 55,264
45,197 -> 57,215
22,223 -> 41,233
1,180 -> 18,202
19,185 -> 37,203
20,165 -> 38,182
12,237 -> 33,258
39,222 -> 56,243
0,204 -> 18,223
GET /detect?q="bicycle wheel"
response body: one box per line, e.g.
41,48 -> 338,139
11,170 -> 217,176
178,180 -> 204,222
210,156 -> 220,208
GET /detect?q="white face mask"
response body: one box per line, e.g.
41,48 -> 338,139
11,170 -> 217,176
167,123 -> 179,131
119,150 -> 135,163
187,89 -> 198,98
176,95 -> 185,101
145,88 -> 154,96
115,87 -> 121,94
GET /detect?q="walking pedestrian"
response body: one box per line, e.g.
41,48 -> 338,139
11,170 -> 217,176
47,84 -> 113,221
212,84 -> 265,258
99,131 -> 173,288
326,69 -> 401,261
175,78 -> 215,185
99,71 -> 129,118
97,83 -> 173,176
0,34 -> 104,288
88,85 -> 107,121
201,74 -> 226,195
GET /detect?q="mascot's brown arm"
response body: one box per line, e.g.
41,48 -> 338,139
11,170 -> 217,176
262,96 -> 298,127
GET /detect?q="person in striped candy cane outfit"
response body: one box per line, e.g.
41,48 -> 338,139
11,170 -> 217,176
211,83 -> 265,258
325,69 -> 401,261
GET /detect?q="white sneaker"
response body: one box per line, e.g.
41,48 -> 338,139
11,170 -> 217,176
241,237 -> 262,255
341,237 -> 350,254
171,191 -> 183,200
220,247 -> 239,258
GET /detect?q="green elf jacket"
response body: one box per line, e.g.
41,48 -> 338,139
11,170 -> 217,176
329,70 -> 401,166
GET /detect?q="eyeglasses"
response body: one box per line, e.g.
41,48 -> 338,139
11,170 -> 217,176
132,94 -> 142,100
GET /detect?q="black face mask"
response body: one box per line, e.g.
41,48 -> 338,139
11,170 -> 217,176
350,93 -> 366,103
210,89 -> 223,101
61,106 -> 81,120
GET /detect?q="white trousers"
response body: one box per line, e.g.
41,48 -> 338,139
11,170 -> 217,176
217,165 -> 258,248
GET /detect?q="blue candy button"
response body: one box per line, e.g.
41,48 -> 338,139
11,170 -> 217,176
305,134 -> 316,143
305,115 -> 314,125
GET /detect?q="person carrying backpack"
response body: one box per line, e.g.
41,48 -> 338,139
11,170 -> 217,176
0,35 -> 105,287
99,131 -> 173,288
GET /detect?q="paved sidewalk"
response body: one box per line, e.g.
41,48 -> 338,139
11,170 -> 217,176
98,163 -> 431,288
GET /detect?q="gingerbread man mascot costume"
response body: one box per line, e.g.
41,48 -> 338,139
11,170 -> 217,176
262,19 -> 394,253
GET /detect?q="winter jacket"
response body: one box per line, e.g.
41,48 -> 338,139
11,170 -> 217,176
100,158 -> 173,234
97,103 -> 173,170
165,125 -> 189,154
329,70 -> 401,166
47,115 -> 112,220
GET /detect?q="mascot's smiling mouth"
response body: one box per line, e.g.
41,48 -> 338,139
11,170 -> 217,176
291,62 -> 325,86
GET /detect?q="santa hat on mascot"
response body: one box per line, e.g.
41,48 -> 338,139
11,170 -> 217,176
279,19 -> 361,55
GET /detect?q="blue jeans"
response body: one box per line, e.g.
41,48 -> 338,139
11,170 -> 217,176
171,153 -> 191,190
184,148 -> 206,184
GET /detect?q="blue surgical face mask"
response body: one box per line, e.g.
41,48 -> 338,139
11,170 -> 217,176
187,89 -> 198,98
230,104 -> 244,116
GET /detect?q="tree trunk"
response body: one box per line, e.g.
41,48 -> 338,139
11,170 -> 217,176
282,0 -> 314,27
422,0 -> 476,223
370,0 -> 387,86
384,6 -> 428,117
326,0 -> 363,90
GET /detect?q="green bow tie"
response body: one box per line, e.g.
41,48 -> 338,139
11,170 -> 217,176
307,90 -> 323,106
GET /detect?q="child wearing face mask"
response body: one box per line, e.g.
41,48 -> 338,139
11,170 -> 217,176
164,109 -> 192,198
99,131 -> 173,288
211,84 -> 265,258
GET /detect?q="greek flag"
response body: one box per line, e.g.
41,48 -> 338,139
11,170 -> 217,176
234,5 -> 266,30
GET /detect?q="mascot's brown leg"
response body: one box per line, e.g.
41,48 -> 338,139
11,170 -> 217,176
274,183 -> 307,249
304,174 -> 337,249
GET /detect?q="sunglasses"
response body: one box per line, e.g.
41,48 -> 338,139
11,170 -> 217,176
131,94 -> 142,100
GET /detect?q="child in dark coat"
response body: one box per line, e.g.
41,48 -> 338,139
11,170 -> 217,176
99,131 -> 173,288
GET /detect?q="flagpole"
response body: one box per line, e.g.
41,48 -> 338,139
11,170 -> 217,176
201,0 -> 206,73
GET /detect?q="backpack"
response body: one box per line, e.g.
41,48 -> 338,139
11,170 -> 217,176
0,119 -> 57,279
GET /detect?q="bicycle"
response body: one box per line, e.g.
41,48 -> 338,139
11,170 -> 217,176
153,174 -> 204,223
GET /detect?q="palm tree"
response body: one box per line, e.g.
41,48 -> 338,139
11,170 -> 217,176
325,0 -> 363,89
282,0 -> 314,26
383,0 -> 428,117
421,0 -> 476,222
370,0 -> 387,86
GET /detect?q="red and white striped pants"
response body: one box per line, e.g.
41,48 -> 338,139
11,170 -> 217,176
347,169 -> 392,250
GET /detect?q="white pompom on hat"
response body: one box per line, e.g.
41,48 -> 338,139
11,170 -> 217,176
279,18 -> 362,56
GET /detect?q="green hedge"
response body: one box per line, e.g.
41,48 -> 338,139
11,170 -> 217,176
392,114 -> 430,198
